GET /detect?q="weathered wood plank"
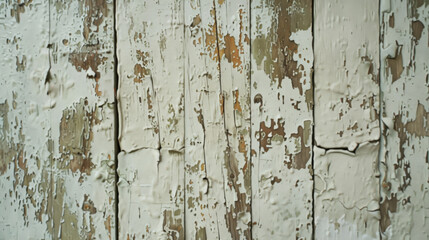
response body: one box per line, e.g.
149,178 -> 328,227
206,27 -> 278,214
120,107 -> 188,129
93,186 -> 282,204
0,0 -> 51,238
314,0 -> 380,149
314,143 -> 380,239
48,0 -> 116,238
184,0 -> 251,239
116,0 -> 185,239
314,0 -> 381,238
213,0 -> 252,239
0,0 -> 116,239
183,1 -> 229,239
380,0 -> 429,238
250,0 -> 313,239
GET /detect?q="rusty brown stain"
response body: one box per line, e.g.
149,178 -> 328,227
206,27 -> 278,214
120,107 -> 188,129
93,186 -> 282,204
389,13 -> 395,28
162,209 -> 184,240
68,46 -> 108,96
271,176 -> 282,185
223,145 -> 251,239
253,93 -> 263,111
412,20 -> 424,41
191,14 -> 201,28
219,93 -> 224,115
224,34 -> 242,69
82,194 -> 97,214
59,98 -> 98,175
82,0 -> 108,40
0,100 -> 25,176
286,121 -> 311,170
404,103 -> 429,137
104,215 -> 112,240
9,0 -> 33,23
233,90 -> 242,113
134,50 -> 151,83
252,0 -> 311,93
257,119 -> 285,152
386,44 -> 403,83
380,193 -> 398,232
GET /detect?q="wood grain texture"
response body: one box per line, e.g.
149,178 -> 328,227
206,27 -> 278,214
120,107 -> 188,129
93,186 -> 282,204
49,1 -> 116,239
380,0 -> 429,238
250,1 -> 313,239
0,0 -> 116,239
314,0 -> 381,239
116,0 -> 185,239
0,0 -> 51,238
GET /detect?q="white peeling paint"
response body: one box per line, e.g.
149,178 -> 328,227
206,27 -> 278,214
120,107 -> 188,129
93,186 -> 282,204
380,0 -> 429,239
314,0 -> 380,149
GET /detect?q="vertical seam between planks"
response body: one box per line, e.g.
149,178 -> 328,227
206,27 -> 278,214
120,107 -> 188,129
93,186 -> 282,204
377,1 -> 383,238
183,0 -> 187,238
113,0 -> 120,239
249,0 -> 253,239
311,0 -> 316,239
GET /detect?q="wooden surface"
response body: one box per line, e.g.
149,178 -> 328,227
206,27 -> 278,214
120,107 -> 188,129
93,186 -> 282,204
1,0 -> 428,239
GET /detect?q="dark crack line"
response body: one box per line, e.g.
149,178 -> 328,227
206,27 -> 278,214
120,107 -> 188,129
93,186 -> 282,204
311,0 -> 315,239
113,0 -> 120,239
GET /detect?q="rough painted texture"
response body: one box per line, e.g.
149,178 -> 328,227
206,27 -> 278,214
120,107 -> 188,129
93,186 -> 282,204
2,0 -> 429,239
314,143 -> 380,239
314,0 -> 381,239
0,1 -> 51,238
380,0 -> 429,239
0,0 -> 116,239
314,0 -> 380,149
116,0 -> 185,239
184,1 -> 251,239
250,0 -> 313,239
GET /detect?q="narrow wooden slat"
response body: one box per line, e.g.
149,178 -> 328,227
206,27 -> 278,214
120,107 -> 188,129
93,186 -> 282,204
380,0 -> 429,238
184,0 -> 251,239
48,0 -> 116,238
116,0 -> 185,239
314,0 -> 381,238
250,0 -> 314,239
0,0 -> 51,238
213,0 -> 252,239
183,0 -> 229,239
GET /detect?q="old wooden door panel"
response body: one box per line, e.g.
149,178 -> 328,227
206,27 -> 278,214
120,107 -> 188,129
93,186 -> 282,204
0,0 -> 116,239
380,0 -> 429,238
250,1 -> 313,239
314,0 -> 381,239
116,0 -> 185,239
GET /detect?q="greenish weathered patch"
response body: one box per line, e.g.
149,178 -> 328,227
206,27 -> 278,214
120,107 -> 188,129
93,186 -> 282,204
58,98 -> 98,175
252,0 -> 312,94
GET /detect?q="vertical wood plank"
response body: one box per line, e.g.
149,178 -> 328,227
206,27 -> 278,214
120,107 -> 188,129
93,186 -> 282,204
48,0 -> 116,238
116,0 -> 185,239
250,1 -> 314,239
183,1 -> 229,239
0,0 -> 116,239
0,0 -> 51,238
380,0 -> 429,238
214,0 -> 252,239
314,0 -> 380,149
314,0 -> 380,239
184,0 -> 251,239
